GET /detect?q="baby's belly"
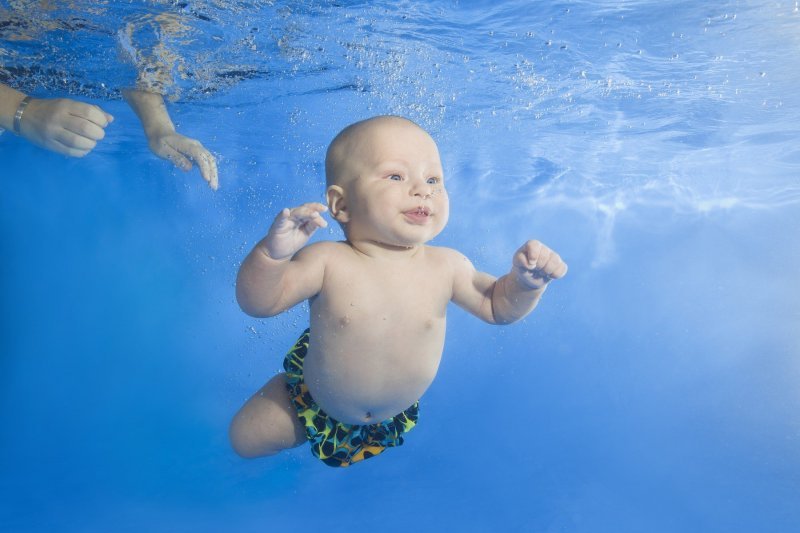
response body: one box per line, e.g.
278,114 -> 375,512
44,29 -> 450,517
302,333 -> 444,425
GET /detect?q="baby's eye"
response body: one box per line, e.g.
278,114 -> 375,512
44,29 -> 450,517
388,174 -> 403,181
427,176 -> 441,185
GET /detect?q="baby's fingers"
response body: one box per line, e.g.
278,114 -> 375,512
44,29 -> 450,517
533,247 -> 567,279
515,240 -> 567,281
289,202 -> 328,215
268,208 -> 294,232
514,240 -> 545,269
270,203 -> 328,236
288,203 -> 328,225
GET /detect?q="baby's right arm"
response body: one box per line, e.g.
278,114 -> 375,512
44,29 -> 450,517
236,203 -> 328,317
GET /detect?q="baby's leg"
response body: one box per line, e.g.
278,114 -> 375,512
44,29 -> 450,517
229,372 -> 306,458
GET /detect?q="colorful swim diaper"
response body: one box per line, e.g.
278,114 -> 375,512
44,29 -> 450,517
283,329 -> 419,467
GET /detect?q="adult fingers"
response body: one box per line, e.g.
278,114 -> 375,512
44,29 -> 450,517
62,114 -> 108,142
82,104 -> 114,127
168,137 -> 218,190
196,150 -> 218,190
66,102 -> 114,128
159,143 -> 194,171
49,128 -> 98,154
47,138 -> 93,158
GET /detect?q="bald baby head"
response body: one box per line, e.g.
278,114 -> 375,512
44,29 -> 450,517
325,115 -> 430,188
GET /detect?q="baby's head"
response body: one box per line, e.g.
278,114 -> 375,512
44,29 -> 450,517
324,116 -> 449,248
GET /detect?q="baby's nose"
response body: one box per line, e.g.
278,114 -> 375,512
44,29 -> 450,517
414,189 -> 432,198
410,181 -> 433,198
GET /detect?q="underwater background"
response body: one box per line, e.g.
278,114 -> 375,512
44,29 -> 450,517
1,1 -> 799,531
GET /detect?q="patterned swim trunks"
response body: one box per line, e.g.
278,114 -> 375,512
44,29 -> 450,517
283,329 -> 419,467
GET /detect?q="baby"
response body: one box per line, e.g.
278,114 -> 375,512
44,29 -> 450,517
230,115 -> 567,467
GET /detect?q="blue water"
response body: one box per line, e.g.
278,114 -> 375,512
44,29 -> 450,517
1,1 -> 799,532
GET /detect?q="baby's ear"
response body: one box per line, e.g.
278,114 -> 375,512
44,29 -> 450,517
326,185 -> 350,223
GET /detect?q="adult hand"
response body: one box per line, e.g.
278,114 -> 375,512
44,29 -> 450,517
147,130 -> 219,191
122,88 -> 218,191
17,97 -> 114,157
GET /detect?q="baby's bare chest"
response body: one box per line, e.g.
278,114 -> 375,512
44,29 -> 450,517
317,259 -> 451,323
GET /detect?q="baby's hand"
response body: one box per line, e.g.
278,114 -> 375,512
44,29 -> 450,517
264,203 -> 328,260
148,131 -> 219,191
513,240 -> 568,290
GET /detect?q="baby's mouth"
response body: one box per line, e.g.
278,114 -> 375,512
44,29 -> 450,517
406,206 -> 430,216
403,206 -> 431,223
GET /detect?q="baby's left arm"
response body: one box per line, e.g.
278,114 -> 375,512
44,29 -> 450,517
450,240 -> 567,325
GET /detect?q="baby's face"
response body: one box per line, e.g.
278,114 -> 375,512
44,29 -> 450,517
336,118 -> 449,249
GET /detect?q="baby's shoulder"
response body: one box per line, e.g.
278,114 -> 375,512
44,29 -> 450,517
423,244 -> 471,268
296,240 -> 351,261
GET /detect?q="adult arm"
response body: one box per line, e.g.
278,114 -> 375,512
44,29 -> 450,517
122,88 -> 218,190
1,82 -> 113,157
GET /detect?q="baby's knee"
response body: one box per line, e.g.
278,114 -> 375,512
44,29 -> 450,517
228,373 -> 306,458
228,410 -> 278,458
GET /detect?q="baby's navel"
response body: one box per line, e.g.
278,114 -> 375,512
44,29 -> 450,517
339,315 -> 351,327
